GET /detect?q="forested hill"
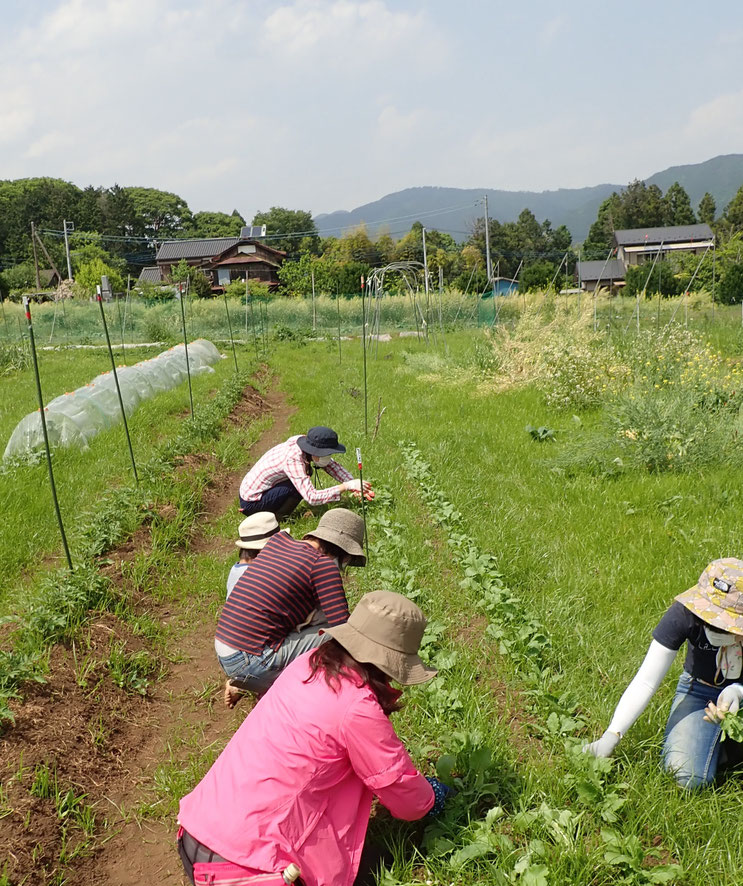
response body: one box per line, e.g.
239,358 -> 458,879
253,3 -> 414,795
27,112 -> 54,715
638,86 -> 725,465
315,154 -> 743,242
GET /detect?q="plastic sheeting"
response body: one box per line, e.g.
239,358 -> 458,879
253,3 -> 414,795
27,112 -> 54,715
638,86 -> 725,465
3,340 -> 223,462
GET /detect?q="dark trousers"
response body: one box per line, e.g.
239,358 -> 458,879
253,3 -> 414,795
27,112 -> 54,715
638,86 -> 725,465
239,480 -> 303,519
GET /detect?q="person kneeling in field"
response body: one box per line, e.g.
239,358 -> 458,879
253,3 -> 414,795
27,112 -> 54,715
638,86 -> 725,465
215,508 -> 366,707
238,425 -> 373,520
584,558 -> 743,789
178,591 -> 450,886
226,512 -> 283,599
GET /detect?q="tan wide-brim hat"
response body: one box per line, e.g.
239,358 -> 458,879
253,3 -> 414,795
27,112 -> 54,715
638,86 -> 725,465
305,507 -> 366,566
235,512 -> 280,551
675,558 -> 743,635
326,590 -> 438,686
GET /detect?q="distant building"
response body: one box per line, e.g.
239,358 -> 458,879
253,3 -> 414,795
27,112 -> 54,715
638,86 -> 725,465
577,223 -> 715,292
613,223 -> 714,267
576,259 -> 626,293
138,235 -> 286,292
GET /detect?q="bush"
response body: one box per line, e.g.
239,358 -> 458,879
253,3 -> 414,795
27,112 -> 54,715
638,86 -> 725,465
624,261 -> 679,298
717,263 -> 743,305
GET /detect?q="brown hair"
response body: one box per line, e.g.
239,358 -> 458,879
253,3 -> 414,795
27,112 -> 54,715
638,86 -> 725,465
307,639 -> 403,716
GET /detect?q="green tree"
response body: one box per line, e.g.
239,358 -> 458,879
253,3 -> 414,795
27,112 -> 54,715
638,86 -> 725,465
663,182 -> 696,225
189,210 -> 245,239
124,187 -> 193,240
623,261 -> 679,298
723,184 -> 743,232
69,231 -> 127,276
252,207 -> 319,257
717,263 -> 743,305
698,192 -> 716,226
168,258 -> 212,298
521,260 -> 556,292
75,257 -> 125,296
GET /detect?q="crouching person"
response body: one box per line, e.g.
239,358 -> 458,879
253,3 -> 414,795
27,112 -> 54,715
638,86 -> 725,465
215,508 -> 365,706
584,558 -> 743,789
179,591 -> 449,886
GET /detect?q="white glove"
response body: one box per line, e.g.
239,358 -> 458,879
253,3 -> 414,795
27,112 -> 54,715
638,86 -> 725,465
582,730 -> 621,758
343,479 -> 362,493
717,683 -> 743,715
705,683 -> 743,723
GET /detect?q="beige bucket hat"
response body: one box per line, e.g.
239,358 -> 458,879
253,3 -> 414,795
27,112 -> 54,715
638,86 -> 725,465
305,508 -> 366,566
675,558 -> 743,635
235,512 -> 280,550
326,591 -> 438,685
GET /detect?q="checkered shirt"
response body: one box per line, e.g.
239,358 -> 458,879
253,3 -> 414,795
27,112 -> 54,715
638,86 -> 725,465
239,435 -> 353,505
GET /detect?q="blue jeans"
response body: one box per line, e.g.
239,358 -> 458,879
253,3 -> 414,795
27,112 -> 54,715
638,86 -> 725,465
239,480 -> 302,519
218,618 -> 329,695
663,671 -> 724,790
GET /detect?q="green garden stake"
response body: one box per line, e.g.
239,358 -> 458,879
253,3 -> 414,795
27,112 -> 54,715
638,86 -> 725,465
337,290 -> 342,365
356,447 -> 369,563
96,287 -> 139,484
178,279 -> 195,418
223,291 -> 239,373
361,276 -> 368,436
23,297 -> 73,572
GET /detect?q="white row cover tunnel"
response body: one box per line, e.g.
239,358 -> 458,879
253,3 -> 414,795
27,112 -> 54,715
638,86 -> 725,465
4,340 -> 223,462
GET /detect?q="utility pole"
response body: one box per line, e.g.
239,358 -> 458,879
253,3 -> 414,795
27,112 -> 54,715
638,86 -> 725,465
483,195 -> 492,287
63,219 -> 74,280
31,222 -> 41,289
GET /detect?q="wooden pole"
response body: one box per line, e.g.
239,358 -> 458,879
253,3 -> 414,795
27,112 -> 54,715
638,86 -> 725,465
31,223 -> 41,289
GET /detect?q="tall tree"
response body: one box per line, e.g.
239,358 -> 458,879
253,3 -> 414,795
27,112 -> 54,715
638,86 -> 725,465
663,182 -> 696,225
251,207 -> 319,257
124,187 -> 193,240
723,185 -> 743,232
698,192 -> 716,225
189,209 -> 245,238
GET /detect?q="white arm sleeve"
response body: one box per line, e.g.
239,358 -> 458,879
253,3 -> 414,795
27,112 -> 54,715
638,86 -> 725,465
606,640 -> 678,737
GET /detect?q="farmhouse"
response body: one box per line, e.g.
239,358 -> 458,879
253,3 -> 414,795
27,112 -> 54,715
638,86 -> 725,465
614,223 -> 714,267
577,222 -> 715,292
138,232 -> 286,292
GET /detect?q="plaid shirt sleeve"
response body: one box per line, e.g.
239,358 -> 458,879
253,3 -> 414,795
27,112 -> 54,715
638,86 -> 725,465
284,446 -> 346,505
325,459 -> 354,484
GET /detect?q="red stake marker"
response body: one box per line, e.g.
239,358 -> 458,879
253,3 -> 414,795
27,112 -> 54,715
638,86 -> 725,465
356,447 -> 369,562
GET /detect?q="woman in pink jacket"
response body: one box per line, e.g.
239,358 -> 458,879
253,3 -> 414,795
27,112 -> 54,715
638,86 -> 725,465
177,591 -> 449,886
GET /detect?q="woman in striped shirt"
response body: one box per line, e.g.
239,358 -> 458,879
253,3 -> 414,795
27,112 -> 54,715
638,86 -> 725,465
216,508 -> 366,706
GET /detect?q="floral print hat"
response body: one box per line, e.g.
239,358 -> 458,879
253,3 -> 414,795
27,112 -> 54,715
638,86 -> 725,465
675,558 -> 743,636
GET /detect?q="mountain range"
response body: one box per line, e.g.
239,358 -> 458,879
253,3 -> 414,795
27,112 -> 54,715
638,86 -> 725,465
314,154 -> 743,243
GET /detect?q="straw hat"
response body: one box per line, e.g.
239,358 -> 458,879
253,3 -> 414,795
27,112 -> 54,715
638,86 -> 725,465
675,558 -> 743,635
297,426 -> 346,457
234,512 -> 280,550
305,508 -> 366,566
326,591 -> 438,686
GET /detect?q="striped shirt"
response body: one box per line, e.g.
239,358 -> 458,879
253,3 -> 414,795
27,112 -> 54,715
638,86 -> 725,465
238,435 -> 353,505
215,532 -> 349,654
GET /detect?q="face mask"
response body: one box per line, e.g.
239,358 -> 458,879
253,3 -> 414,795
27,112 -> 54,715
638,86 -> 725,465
313,455 -> 333,467
704,626 -> 740,647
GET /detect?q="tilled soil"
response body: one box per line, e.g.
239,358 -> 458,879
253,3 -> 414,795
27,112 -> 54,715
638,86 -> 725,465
0,381 -> 296,885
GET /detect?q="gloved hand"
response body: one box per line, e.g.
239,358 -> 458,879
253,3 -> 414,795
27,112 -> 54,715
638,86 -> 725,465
342,479 -> 374,500
425,776 -> 451,817
582,730 -> 621,758
704,683 -> 743,723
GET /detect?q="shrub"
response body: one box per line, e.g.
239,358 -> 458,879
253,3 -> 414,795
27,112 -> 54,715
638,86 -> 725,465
717,263 -> 743,305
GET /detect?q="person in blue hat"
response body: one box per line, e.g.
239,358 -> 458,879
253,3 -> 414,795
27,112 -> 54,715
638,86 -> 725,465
238,426 -> 373,519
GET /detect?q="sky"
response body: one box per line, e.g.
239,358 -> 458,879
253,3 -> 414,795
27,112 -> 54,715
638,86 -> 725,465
2,0 -> 743,221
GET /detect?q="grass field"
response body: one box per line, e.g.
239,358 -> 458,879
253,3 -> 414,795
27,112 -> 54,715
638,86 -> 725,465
262,325 -> 743,885
3,298 -> 743,884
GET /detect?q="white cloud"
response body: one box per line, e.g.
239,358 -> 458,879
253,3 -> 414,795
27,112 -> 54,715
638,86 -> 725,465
537,15 -> 566,47
685,89 -> 743,145
24,130 -> 75,159
376,105 -> 429,143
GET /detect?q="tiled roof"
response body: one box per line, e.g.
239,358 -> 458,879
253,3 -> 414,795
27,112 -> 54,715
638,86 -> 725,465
613,224 -> 713,247
156,237 -> 240,261
577,259 -> 626,281
137,266 -> 162,283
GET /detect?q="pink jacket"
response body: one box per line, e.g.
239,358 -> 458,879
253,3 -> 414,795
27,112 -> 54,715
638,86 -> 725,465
178,652 -> 433,886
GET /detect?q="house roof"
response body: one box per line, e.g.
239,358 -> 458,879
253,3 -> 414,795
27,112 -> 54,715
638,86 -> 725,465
137,266 -> 163,283
212,254 -> 281,268
156,237 -> 240,261
613,224 -> 713,247
578,259 -> 626,281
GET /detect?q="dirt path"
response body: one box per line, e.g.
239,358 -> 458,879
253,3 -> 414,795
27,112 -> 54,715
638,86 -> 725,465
83,386 -> 296,886
0,382 -> 296,886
